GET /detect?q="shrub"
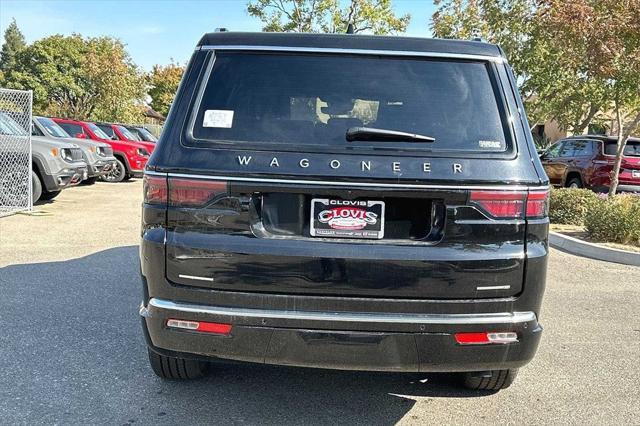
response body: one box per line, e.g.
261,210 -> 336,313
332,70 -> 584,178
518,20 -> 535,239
549,188 -> 599,225
585,194 -> 640,247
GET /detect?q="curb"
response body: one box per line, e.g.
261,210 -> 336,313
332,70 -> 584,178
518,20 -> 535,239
549,231 -> 640,267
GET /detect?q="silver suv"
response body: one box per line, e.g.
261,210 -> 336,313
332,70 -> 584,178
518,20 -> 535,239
32,116 -> 117,184
0,111 -> 87,203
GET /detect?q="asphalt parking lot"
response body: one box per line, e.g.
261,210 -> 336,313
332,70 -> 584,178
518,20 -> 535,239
1,181 -> 639,425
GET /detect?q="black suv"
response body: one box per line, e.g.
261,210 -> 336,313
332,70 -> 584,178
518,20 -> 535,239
139,32 -> 549,390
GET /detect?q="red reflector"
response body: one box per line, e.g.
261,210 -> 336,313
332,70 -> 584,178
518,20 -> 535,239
166,318 -> 232,335
196,321 -> 232,334
455,332 -> 490,344
143,175 -> 168,205
469,191 -> 526,218
526,190 -> 549,218
168,178 -> 228,207
455,332 -> 518,345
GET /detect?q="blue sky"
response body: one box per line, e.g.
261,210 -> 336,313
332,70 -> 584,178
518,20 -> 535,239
0,0 -> 436,71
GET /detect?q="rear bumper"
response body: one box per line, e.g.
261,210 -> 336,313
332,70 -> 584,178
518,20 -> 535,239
616,184 -> 640,193
141,297 -> 543,372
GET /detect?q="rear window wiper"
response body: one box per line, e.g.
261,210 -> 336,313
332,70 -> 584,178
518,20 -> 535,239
346,127 -> 435,143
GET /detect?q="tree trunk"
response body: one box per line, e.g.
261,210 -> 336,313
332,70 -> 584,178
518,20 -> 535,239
573,103 -> 600,134
609,108 -> 640,196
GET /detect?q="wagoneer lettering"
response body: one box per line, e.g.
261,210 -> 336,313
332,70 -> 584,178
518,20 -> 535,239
140,32 -> 549,390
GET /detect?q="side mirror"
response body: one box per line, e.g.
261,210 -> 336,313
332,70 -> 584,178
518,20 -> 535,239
75,133 -> 86,139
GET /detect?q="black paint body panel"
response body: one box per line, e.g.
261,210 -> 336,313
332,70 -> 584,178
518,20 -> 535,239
140,33 -> 549,373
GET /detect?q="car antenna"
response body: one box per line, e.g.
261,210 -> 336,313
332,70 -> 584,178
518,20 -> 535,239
215,27 -> 228,32
346,23 -> 354,34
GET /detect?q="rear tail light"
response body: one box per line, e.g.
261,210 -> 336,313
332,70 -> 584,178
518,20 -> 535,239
526,190 -> 549,218
470,191 -> 525,218
166,318 -> 232,335
455,332 -> 518,345
142,175 -> 228,207
470,189 -> 549,219
168,178 -> 228,207
143,175 -> 168,205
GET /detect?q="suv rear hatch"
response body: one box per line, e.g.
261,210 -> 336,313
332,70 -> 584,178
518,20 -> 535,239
154,50 -> 546,300
604,140 -> 640,184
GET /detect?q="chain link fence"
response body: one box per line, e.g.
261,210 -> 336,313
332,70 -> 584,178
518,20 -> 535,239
0,88 -> 33,217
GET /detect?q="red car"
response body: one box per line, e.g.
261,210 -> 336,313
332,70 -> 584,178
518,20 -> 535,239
53,118 -> 150,182
95,122 -> 156,154
540,135 -> 640,192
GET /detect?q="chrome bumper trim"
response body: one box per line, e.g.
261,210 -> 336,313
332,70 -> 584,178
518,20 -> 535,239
145,298 -> 537,325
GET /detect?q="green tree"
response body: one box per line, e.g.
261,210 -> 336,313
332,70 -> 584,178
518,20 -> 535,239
8,34 -> 145,122
147,61 -> 184,117
0,19 -> 26,83
430,0 -> 607,133
540,0 -> 640,195
247,0 -> 410,34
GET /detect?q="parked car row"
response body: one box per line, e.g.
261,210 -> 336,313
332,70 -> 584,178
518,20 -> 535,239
540,134 -> 640,193
52,118 -> 155,182
0,111 -> 159,203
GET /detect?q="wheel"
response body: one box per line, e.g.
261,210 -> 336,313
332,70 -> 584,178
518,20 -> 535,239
567,177 -> 583,188
122,173 -> 133,182
39,190 -> 61,201
31,171 -> 42,203
101,159 -> 126,182
81,176 -> 98,185
147,348 -> 208,380
462,369 -> 518,391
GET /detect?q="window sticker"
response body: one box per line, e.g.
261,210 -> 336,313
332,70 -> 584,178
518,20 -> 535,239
203,109 -> 234,128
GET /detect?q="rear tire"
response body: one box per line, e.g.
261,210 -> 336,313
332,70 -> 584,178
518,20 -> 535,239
567,177 -> 583,188
147,348 -> 208,380
462,369 -> 518,391
39,190 -> 61,201
101,159 -> 126,182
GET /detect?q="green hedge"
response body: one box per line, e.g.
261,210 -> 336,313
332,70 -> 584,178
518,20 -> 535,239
585,195 -> 640,247
549,188 -> 599,225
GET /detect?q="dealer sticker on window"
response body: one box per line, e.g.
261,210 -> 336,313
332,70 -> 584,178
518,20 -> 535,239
203,109 -> 234,128
310,199 -> 385,239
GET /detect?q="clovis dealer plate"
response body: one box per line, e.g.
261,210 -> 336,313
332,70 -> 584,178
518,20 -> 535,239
310,199 -> 385,239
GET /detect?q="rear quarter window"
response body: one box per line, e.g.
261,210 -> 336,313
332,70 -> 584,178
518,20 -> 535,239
188,52 -> 513,155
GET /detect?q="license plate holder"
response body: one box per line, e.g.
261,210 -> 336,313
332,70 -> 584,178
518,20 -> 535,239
310,198 -> 385,239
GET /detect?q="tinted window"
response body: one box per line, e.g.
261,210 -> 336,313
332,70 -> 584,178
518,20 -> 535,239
58,122 -> 84,137
87,123 -> 111,139
560,140 -> 592,157
0,112 -> 27,135
32,124 -> 45,136
545,142 -> 563,158
36,117 -> 70,138
559,142 -> 576,157
605,141 -> 640,157
572,140 -> 593,156
192,52 -> 510,153
97,124 -> 115,139
134,127 -> 157,142
116,125 -> 137,141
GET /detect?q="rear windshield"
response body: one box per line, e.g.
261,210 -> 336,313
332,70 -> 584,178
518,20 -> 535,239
605,141 -> 640,157
191,52 -> 510,153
